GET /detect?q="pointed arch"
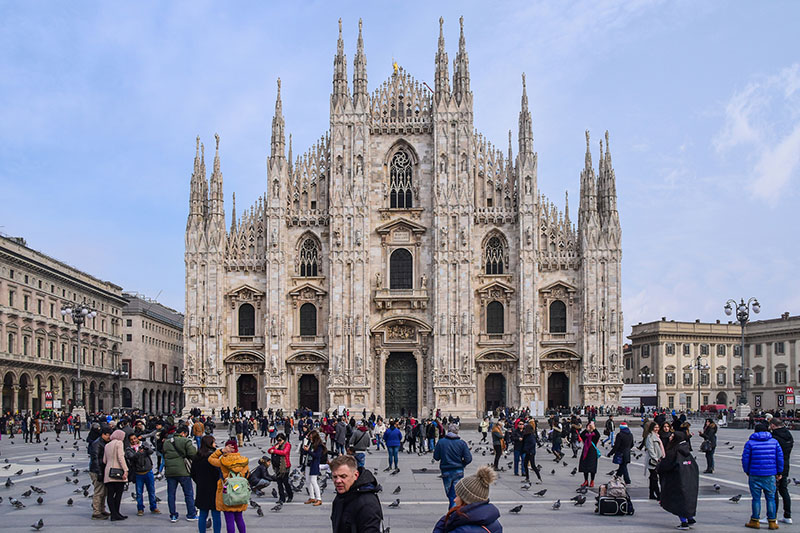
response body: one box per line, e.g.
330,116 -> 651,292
482,230 -> 509,275
385,140 -> 418,209
296,231 -> 322,277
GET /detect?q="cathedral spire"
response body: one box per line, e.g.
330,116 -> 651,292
287,133 -> 293,174
209,133 -> 223,218
452,16 -> 470,104
270,78 -> 285,159
579,130 -> 598,234
518,73 -> 533,156
565,190 -> 571,227
230,192 -> 236,233
434,16 -> 450,103
199,142 -> 208,218
600,130 -> 618,219
353,18 -> 368,106
188,136 -> 205,219
332,18 -> 349,107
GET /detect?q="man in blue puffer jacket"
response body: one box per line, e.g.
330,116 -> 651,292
434,424 -> 473,508
742,422 -> 784,529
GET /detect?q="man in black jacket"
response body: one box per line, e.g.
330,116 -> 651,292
330,454 -> 383,533
88,425 -> 112,520
770,417 -> 794,524
608,421 -> 634,484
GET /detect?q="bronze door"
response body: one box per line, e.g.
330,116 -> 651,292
237,374 -> 258,411
485,373 -> 506,412
547,372 -> 569,409
385,352 -> 417,418
298,374 -> 320,411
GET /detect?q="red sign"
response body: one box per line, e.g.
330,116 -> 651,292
45,391 -> 53,401
786,387 -> 794,395
787,396 -> 795,405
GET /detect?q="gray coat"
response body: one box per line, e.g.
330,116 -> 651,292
334,422 -> 347,445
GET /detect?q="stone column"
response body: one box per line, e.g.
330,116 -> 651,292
12,384 -> 20,413
27,386 -> 34,412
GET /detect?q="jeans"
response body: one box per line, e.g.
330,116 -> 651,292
375,434 -> 384,450
776,475 -> 791,518
441,469 -> 464,508
156,451 -> 165,473
427,438 -> 435,452
513,450 -> 526,475
135,470 -> 158,511
167,475 -> 197,519
335,442 -> 345,455
354,452 -> 365,468
387,446 -> 400,469
195,436 -> 203,450
616,461 -> 631,484
199,509 -> 221,533
749,475 -> 777,521
602,431 -> 615,445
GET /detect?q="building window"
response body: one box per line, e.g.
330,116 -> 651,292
641,344 -> 650,358
7,333 -> 14,353
700,372 -> 710,386
686,395 -> 692,409
754,370 -> 763,386
717,371 -> 726,386
121,360 -> 130,376
775,367 -> 787,385
703,395 -> 709,406
238,303 -> 255,336
36,338 -> 42,357
126,334 -> 132,342
23,336 -> 29,355
486,301 -> 504,334
23,295 -> 29,311
389,150 -> 413,209
548,301 -> 567,333
624,357 -> 632,371
717,344 -> 726,356
683,372 -> 693,386
666,343 -> 675,355
49,341 -> 54,359
37,300 -> 42,314
668,395 -> 675,409
389,248 -> 413,289
299,238 -> 320,277
734,345 -> 741,356
126,319 -> 132,327
149,362 -> 155,381
174,366 -> 179,383
734,367 -> 742,385
666,372 -> 676,386
755,344 -> 762,356
683,344 -> 690,355
299,303 -> 317,336
49,303 -> 54,317
484,236 -> 505,275
775,342 -> 785,355
162,364 -> 168,382
700,344 -> 709,355
8,290 -> 14,307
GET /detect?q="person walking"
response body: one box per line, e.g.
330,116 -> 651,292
125,433 -> 160,516
74,414 -> 82,440
208,439 -> 249,533
742,422 -> 784,530
329,454 -> 383,533
383,420 -> 403,473
578,420 -> 600,487
522,421 -> 542,483
491,419 -> 505,471
602,414 -> 615,446
511,421 -> 525,476
608,421 -> 633,484
350,421 -> 372,468
770,417 -> 794,525
303,430 -> 325,506
479,417 -> 489,444
657,431 -> 699,530
643,420 -> 665,500
433,423 -> 473,508
88,425 -> 112,520
432,465 -> 502,533
550,421 -> 564,462
268,433 -> 293,503
103,429 -> 129,521
699,418 -> 717,474
334,418 -> 347,456
191,435 -> 222,533
163,425 -> 199,522
192,419 -> 205,451
374,418 -> 386,451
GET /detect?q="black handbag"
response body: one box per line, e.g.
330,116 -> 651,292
108,467 -> 125,480
700,440 -> 711,453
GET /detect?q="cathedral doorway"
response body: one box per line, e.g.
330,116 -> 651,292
237,374 -> 258,411
298,374 -> 319,412
485,373 -> 506,413
547,372 -> 569,409
385,352 -> 417,418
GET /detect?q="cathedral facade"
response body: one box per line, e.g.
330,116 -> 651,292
183,18 -> 623,418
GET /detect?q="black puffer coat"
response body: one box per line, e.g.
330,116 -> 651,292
190,453 -> 221,512
330,468 -> 383,533
657,438 -> 699,518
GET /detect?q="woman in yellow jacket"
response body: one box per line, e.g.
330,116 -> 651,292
208,439 -> 249,533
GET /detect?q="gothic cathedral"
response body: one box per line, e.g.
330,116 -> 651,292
183,18 -> 623,418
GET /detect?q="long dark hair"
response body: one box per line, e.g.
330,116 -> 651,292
198,435 -> 216,459
308,429 -> 323,449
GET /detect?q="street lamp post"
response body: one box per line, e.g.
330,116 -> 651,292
61,302 -> 97,414
724,297 -> 760,414
638,371 -> 655,384
690,355 -> 710,413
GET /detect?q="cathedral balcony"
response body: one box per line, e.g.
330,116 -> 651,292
289,335 -> 327,350
373,288 -> 429,310
540,332 -> 577,346
229,336 -> 265,349
477,332 -> 515,348
473,208 -> 517,225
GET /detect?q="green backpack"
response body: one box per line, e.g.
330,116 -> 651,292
222,472 -> 251,507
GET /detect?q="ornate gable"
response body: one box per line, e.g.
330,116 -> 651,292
287,282 -> 327,308
227,284 -> 265,309
476,279 -> 515,305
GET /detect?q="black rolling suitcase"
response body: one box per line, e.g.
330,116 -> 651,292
596,495 -> 635,516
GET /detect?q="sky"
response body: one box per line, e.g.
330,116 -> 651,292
1,1 -> 798,330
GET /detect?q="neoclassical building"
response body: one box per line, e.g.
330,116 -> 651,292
183,18 -> 623,418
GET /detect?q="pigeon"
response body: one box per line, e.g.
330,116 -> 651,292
550,469 -> 556,475
34,469 -> 39,476
509,504 -> 523,514
66,498 -> 73,506
58,457 -> 62,463
520,483 -> 531,491
36,496 -> 43,505
73,478 -> 79,485
12,498 -> 26,509
576,486 -> 588,494
82,489 -> 89,498
34,458 -> 40,463
256,507 -> 264,517
724,441 -> 730,445
573,495 -> 586,506
728,446 -> 735,450
388,498 -> 400,508
713,483 -> 721,491
570,468 -> 577,476
794,478 -> 800,486
392,486 -> 401,495
3,465 -> 10,470
271,488 -> 278,499
270,502 -> 283,512
31,486 -> 46,494
22,489 -> 33,498
534,489 -> 547,497
730,494 -> 742,503
562,461 -> 568,467
569,494 -> 583,502
80,484 -> 90,491
552,499 -> 561,510
3,459 -> 8,464
15,469 -> 23,476
30,519 -> 44,531
73,489 -> 83,494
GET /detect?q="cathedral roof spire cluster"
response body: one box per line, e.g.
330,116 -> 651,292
518,73 -> 533,157
270,78 -> 285,159
353,18 -> 368,107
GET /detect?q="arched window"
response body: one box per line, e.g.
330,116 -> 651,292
299,303 -> 317,336
487,301 -> 504,334
299,238 -> 319,277
549,300 -> 567,333
238,304 -> 255,336
390,248 -> 413,289
484,236 -> 504,274
389,150 -> 413,209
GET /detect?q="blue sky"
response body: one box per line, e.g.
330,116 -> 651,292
1,1 -> 798,328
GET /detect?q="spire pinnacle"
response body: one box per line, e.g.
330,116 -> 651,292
230,192 -> 237,232
353,18 -> 368,105
270,78 -> 285,158
584,130 -> 592,169
213,133 -> 220,175
453,15 -> 470,104
518,73 -> 533,156
434,16 -> 450,102
332,18 -> 349,105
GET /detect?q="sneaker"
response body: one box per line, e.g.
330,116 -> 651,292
779,518 -> 792,524
676,523 -> 689,530
687,518 -> 696,525
170,516 -> 178,523
137,510 -> 144,516
91,514 -> 107,520
186,516 -> 198,521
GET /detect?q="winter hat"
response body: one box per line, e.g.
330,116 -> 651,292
455,465 -> 497,505
225,438 -> 239,452
619,422 -> 628,428
448,423 -> 459,434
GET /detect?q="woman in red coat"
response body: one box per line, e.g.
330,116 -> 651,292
268,433 -> 292,503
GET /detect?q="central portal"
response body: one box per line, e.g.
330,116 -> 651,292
298,374 -> 320,412
547,372 -> 569,409
237,374 -> 257,412
385,352 -> 417,418
485,373 -> 506,413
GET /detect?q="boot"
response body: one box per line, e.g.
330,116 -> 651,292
768,520 -> 779,530
746,518 -> 761,529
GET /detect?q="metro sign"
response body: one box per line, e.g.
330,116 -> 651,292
786,387 -> 794,395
